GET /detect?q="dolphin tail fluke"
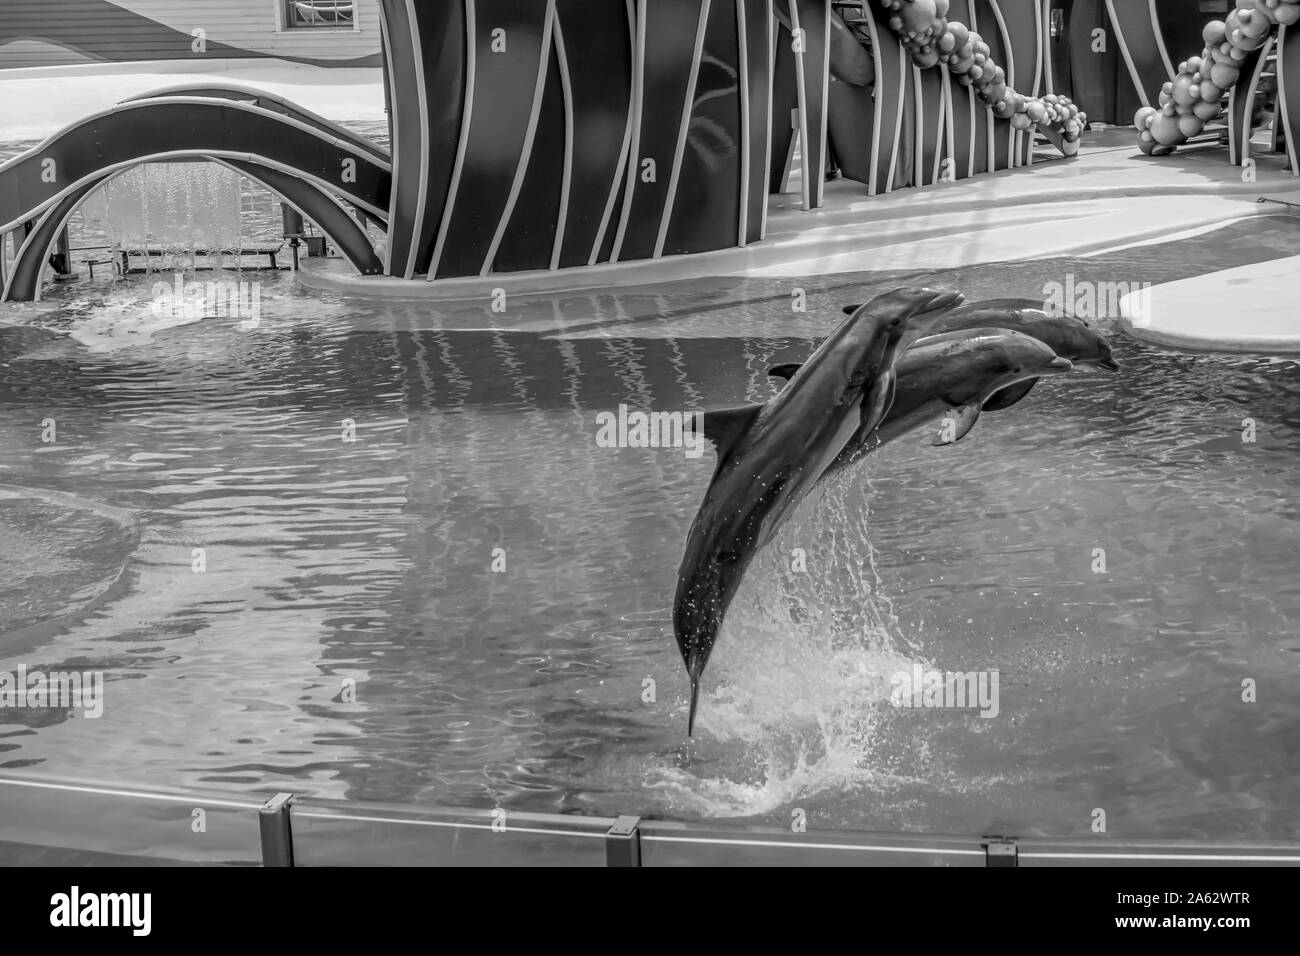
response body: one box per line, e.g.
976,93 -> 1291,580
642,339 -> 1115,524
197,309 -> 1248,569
687,678 -> 700,736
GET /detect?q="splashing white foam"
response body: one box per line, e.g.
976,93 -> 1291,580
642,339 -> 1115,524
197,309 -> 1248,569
645,468 -> 937,819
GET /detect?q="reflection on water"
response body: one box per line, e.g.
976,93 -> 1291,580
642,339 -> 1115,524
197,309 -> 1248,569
0,221 -> 1299,842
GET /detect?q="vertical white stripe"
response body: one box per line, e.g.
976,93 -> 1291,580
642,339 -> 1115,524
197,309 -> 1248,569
1237,35 -> 1274,168
942,68 -> 955,182
987,1 -> 1016,167
789,0 -> 810,210
591,0 -> 637,265
967,94 -> 977,176
816,0 -> 831,208
655,0 -> 711,258
428,0 -> 477,279
377,6 -> 401,275
760,0 -> 774,238
885,46 -> 905,192
864,9 -> 884,196
404,0 -> 431,278
1105,0 -> 1151,108
913,64 -> 925,185
483,1 -> 557,275
551,15 -> 574,271
610,0 -> 647,263
737,0 -> 751,247
1148,0 -> 1174,80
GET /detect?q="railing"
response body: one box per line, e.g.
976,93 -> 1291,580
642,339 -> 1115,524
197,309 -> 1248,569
2,772 -> 1299,867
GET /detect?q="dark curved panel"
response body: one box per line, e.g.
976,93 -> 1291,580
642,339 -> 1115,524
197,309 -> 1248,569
122,85 -> 391,165
972,1 -> 1011,170
435,0 -> 551,278
914,64 -> 947,186
948,0 -> 988,177
1067,0 -> 1116,122
1104,0 -> 1169,108
376,0 -> 428,275
0,100 -> 391,234
993,0 -> 1042,165
769,22 -> 800,192
1228,41 -> 1271,166
615,0 -> 708,261
1280,24 -> 1300,173
827,78 -> 876,185
492,35 -> 565,272
663,0 -> 743,256
794,0 -> 830,208
1155,0 -> 1219,72
864,1 -> 908,194
409,1 -> 469,275
1049,0 -> 1073,98
554,0 -> 634,268
742,0 -> 773,243
2,185 -> 97,302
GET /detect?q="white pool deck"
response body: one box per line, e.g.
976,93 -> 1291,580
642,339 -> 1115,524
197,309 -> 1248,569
2,62 -> 1299,352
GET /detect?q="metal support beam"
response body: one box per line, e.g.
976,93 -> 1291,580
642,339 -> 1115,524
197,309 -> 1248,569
985,837 -> 1019,867
259,792 -> 296,867
606,815 -> 642,867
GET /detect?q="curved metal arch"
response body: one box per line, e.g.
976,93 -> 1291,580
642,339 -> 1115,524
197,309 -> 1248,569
0,98 -> 392,234
2,155 -> 383,302
120,83 -> 392,166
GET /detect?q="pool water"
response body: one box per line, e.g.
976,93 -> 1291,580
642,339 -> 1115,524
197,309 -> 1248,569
1,216 -> 1298,841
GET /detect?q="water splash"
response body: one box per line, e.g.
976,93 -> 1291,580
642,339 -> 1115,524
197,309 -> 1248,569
645,467 -> 934,819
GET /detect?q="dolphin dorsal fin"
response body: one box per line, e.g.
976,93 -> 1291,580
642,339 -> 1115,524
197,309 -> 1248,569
767,363 -> 802,381
932,405 -> 982,446
841,303 -> 863,315
982,377 -> 1040,412
701,404 -> 764,461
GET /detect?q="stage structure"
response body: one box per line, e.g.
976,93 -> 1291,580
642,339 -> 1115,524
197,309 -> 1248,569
0,0 -> 1155,303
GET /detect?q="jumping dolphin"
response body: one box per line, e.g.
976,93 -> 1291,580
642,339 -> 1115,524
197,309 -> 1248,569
839,298 -> 1119,409
674,288 -> 965,734
767,330 -> 1075,480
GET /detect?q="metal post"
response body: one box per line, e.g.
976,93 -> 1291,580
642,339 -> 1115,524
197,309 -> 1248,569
259,792 -> 296,867
51,226 -> 73,278
605,815 -> 642,867
985,837 -> 1018,868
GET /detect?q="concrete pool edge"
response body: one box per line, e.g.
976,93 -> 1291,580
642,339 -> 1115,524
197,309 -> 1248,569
3,771 -> 1299,867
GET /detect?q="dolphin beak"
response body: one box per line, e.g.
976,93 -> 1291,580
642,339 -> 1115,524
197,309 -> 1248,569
1045,356 -> 1074,372
686,651 -> 705,736
1099,356 -> 1121,371
925,291 -> 966,314
688,679 -> 700,737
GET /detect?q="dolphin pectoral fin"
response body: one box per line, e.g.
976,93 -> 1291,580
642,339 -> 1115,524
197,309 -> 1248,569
982,377 -> 1040,412
767,363 -> 803,381
702,404 -> 764,461
932,405 -> 982,445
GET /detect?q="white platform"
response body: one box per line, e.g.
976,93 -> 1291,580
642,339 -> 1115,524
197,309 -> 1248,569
1121,253 -> 1300,353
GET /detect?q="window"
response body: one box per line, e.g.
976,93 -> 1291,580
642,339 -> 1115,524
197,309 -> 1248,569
283,1 -> 355,29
